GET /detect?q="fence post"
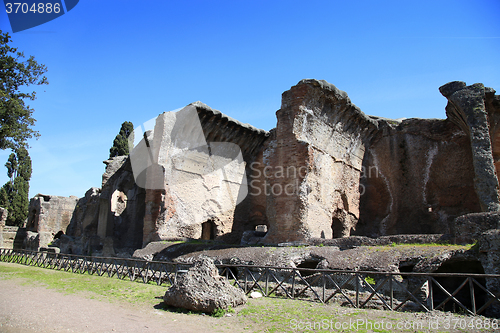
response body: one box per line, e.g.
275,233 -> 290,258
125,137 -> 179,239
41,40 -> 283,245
355,273 -> 359,308
427,276 -> 434,311
322,272 -> 326,303
265,267 -> 269,296
389,274 -> 393,310
244,267 -> 248,293
468,277 -> 476,315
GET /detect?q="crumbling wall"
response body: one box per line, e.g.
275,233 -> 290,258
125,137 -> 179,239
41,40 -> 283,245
356,118 -> 481,237
26,194 -> 79,248
263,79 -> 493,243
139,102 -> 269,245
58,156 -> 145,255
263,80 -> 378,243
26,194 -> 79,234
67,187 -> 101,238
97,156 -> 145,250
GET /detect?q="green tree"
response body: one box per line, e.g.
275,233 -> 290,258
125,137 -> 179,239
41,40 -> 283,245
0,30 -> 48,150
109,121 -> 134,158
0,147 -> 32,226
5,151 -> 17,181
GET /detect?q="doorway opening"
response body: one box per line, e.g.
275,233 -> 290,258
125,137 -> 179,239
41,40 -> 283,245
201,220 -> 216,240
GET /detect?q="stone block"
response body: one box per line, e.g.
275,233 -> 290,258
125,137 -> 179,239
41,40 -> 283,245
163,257 -> 246,313
454,212 -> 500,244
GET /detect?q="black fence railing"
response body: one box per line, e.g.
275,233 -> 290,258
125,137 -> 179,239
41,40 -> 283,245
1,248 -> 499,317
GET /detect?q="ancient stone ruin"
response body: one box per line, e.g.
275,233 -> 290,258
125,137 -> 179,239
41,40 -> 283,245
24,194 -> 79,249
12,79 -> 499,256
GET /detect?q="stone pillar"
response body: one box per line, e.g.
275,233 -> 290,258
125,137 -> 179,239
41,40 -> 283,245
440,82 -> 500,212
263,83 -> 313,243
263,80 -> 377,244
0,207 -> 7,247
97,198 -> 110,238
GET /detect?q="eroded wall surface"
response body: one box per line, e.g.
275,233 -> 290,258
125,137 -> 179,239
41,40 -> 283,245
138,102 -> 269,245
263,80 -> 378,243
68,187 -> 101,238
59,156 -> 145,254
97,156 -> 145,250
26,194 -> 79,234
263,79 -> 495,242
26,194 -> 79,248
357,118 -> 481,237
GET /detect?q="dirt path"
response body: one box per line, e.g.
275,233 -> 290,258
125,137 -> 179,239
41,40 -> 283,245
0,278 -> 243,333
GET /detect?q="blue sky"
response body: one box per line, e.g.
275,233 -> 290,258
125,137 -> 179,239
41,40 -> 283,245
0,0 -> 499,198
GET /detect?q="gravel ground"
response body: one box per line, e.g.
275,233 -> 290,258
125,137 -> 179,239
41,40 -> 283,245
0,278 -> 240,333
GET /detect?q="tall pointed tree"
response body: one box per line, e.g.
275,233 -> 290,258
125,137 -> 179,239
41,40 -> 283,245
0,147 -> 32,226
109,121 -> 134,158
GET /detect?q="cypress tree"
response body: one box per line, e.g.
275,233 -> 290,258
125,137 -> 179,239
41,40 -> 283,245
109,121 -> 134,158
0,147 -> 32,226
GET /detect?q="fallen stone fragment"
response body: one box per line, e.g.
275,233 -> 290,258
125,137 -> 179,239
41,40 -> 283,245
249,291 -> 262,298
163,257 -> 246,313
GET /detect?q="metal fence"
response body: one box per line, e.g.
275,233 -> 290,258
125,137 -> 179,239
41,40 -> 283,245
1,248 -> 499,317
